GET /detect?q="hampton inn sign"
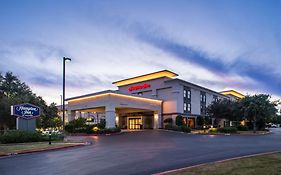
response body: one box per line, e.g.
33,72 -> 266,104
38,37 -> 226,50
128,84 -> 151,91
64,70 -> 244,130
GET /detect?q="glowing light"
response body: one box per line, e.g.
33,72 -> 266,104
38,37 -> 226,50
67,93 -> 162,103
221,90 -> 245,99
93,126 -> 99,132
112,70 -> 178,86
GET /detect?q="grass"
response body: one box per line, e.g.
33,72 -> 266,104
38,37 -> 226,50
0,142 -> 81,155
167,153 -> 281,175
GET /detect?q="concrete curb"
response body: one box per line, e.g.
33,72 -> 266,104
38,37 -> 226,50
0,143 -> 85,158
157,129 -> 270,136
68,131 -> 124,136
153,150 -> 281,175
157,129 -> 191,134
193,131 -> 271,136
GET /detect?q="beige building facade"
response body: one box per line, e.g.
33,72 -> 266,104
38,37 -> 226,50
65,70 -> 243,129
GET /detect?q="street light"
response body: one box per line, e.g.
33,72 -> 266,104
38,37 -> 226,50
63,57 -> 71,131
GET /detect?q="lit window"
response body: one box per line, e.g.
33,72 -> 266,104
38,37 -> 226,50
184,90 -> 186,98
203,95 -> 206,102
187,90 -> 191,99
200,95 -> 203,102
184,103 -> 187,111
187,103 -> 191,111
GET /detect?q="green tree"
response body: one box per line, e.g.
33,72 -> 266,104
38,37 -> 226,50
207,99 -> 241,126
240,94 -> 277,133
37,103 -> 61,129
0,72 -> 61,130
175,115 -> 183,126
196,116 -> 204,128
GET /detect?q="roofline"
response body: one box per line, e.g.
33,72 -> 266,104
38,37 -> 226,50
220,90 -> 245,97
66,90 -> 115,101
66,90 -> 162,103
112,70 -> 178,85
165,78 -> 229,98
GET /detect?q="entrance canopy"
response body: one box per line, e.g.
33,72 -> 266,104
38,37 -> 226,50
66,90 -> 162,128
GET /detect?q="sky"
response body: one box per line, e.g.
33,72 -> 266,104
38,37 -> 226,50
0,0 -> 281,105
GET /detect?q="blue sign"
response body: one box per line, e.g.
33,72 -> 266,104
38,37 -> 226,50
11,103 -> 41,120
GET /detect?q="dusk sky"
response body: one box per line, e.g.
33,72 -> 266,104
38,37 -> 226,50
0,0 -> 281,104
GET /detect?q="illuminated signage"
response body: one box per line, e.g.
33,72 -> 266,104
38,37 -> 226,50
128,84 -> 151,91
11,103 -> 41,120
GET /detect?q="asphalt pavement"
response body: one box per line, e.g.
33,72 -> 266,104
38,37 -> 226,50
1,128 -> 281,175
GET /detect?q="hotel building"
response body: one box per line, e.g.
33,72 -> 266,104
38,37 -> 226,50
65,70 -> 243,129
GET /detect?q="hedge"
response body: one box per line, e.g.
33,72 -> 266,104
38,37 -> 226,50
0,130 -> 62,144
237,125 -> 249,131
217,127 -> 237,133
164,124 -> 191,133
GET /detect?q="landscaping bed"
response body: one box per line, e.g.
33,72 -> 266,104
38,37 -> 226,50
65,118 -> 121,135
0,130 -> 63,144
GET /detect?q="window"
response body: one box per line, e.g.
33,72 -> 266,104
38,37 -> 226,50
201,92 -> 206,103
184,103 -> 187,111
187,103 -> 191,112
137,92 -> 143,96
187,90 -> 191,99
184,90 -> 186,98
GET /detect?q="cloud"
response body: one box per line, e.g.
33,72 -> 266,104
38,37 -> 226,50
127,24 -> 281,96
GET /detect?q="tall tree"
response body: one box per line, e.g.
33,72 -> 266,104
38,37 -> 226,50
0,72 -> 61,130
240,94 -> 277,133
207,99 -> 241,125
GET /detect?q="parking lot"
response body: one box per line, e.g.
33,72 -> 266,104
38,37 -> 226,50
1,129 -> 281,175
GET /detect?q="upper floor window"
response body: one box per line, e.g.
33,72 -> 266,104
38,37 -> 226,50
187,103 -> 191,112
184,103 -> 187,111
187,90 -> 191,99
184,90 -> 186,98
201,92 -> 206,103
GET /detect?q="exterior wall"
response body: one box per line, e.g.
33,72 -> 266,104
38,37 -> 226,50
118,77 -> 172,98
190,88 -> 201,115
157,88 -> 177,114
206,93 -> 214,107
66,73 -> 232,129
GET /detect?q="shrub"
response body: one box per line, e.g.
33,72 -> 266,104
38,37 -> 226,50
208,128 -> 217,133
176,115 -> 183,126
65,118 -> 87,133
164,118 -> 173,124
164,124 -> 191,133
102,127 -> 121,134
217,127 -> 237,133
0,130 -> 62,144
197,116 -> 204,128
99,119 -> 106,129
237,125 -> 248,131
178,125 -> 191,133
164,123 -> 173,130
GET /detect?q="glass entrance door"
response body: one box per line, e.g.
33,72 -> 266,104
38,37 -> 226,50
128,118 -> 142,130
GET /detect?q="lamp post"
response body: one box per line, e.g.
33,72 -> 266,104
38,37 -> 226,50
63,57 -> 71,131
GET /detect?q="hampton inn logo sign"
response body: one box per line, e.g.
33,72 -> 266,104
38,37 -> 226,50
128,84 -> 151,91
11,103 -> 41,120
